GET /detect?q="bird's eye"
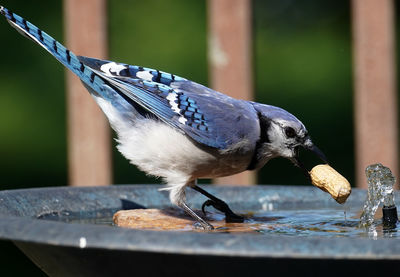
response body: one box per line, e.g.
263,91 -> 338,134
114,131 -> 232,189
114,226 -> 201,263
284,127 -> 296,138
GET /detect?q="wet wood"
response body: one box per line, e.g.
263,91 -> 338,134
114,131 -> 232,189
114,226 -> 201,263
113,209 -> 260,232
113,209 -> 219,231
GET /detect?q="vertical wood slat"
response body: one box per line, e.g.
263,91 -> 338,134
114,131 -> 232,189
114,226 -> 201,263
208,0 -> 255,186
352,0 -> 398,188
64,0 -> 112,186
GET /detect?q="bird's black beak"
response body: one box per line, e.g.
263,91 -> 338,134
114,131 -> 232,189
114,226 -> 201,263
306,144 -> 328,164
291,141 -> 328,182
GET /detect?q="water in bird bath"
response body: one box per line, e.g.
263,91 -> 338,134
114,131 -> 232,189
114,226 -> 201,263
38,205 -> 399,238
37,164 -> 399,238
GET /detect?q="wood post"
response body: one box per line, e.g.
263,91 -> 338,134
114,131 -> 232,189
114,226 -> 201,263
64,0 -> 112,186
352,0 -> 398,188
208,0 -> 255,186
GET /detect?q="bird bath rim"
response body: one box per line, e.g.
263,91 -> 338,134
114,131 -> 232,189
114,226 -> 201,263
0,185 -> 399,260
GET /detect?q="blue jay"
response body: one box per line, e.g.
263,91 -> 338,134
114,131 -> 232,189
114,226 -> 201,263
1,7 -> 327,230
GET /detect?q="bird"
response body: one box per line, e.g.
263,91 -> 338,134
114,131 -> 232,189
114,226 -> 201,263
0,6 -> 327,230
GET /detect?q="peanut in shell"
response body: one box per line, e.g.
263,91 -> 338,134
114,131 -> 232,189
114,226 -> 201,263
310,164 -> 351,204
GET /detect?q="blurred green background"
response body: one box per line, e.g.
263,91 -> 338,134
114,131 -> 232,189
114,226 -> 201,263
0,0 -> 368,275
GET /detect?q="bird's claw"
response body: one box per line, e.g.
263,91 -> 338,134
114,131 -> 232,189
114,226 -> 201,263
201,199 -> 215,214
202,199 -> 244,223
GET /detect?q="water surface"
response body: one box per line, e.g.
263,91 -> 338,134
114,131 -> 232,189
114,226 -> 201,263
39,207 -> 400,238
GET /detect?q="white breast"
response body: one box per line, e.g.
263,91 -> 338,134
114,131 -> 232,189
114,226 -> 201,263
117,119 -> 218,182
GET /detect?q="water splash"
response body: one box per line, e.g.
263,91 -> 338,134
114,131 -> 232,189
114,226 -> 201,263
359,163 -> 396,227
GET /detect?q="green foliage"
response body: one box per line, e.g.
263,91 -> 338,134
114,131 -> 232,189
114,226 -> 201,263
253,0 -> 354,184
0,0 -> 66,189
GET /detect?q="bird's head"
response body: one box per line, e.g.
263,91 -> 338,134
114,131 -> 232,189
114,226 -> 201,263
252,103 -> 327,179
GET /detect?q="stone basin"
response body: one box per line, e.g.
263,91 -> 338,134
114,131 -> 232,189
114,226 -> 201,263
0,185 -> 399,276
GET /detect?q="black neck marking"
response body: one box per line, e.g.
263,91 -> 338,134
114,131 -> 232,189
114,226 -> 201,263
247,113 -> 271,170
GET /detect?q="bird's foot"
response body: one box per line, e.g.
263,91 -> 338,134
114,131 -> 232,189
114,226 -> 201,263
202,199 -> 244,223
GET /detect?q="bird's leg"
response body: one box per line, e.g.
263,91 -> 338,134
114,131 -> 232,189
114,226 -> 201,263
168,183 -> 214,230
179,202 -> 214,230
191,184 -> 244,223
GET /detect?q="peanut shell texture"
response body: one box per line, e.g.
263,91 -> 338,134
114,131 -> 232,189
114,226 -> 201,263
310,164 -> 351,204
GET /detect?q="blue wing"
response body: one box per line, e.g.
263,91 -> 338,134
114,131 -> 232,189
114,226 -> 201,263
170,80 -> 261,149
78,56 -> 260,150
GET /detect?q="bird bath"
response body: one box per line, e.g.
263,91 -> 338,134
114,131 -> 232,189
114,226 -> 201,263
0,185 -> 399,276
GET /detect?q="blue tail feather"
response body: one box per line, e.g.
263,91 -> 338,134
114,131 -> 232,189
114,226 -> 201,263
0,6 -> 109,98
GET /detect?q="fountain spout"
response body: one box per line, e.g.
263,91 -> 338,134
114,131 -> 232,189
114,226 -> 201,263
359,163 -> 398,228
